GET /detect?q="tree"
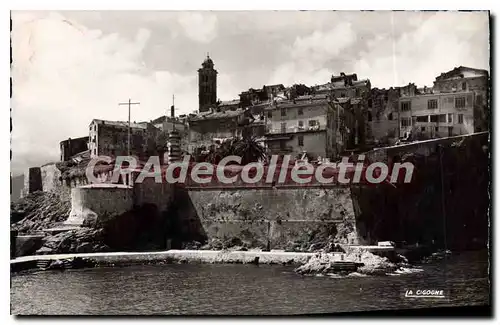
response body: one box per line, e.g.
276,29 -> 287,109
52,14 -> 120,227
202,136 -> 266,165
232,136 -> 267,164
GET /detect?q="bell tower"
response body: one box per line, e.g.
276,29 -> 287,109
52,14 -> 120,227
198,53 -> 217,112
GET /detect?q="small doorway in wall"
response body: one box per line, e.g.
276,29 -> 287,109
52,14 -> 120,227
448,127 -> 453,137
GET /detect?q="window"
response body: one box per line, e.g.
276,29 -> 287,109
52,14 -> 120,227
448,127 -> 454,137
455,97 -> 466,108
355,88 -> 360,97
401,101 -> 411,112
435,127 -> 439,132
308,120 -> 318,127
298,120 -> 304,129
367,111 -> 372,122
458,114 -> 464,124
298,135 -> 304,146
416,116 -> 428,122
428,99 -> 438,109
401,117 -> 411,127
421,127 -> 426,132
388,113 -> 393,121
476,95 -> 483,105
268,111 -> 272,118
438,114 -> 446,123
462,82 -> 467,91
281,122 -> 287,133
448,113 -> 453,123
430,115 -> 438,123
279,140 -> 286,150
281,107 -> 286,116
340,92 -> 346,98
298,107 -> 303,115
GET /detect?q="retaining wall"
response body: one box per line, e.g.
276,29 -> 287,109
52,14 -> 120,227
65,185 -> 134,226
184,186 -> 362,249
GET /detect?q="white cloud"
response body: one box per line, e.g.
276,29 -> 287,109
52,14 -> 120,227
11,12 -> 197,175
268,22 -> 357,85
353,12 -> 490,87
177,12 -> 218,43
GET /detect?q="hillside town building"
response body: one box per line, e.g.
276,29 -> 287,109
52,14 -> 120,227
59,136 -> 89,162
68,56 -> 489,165
88,119 -> 160,159
398,66 -> 489,138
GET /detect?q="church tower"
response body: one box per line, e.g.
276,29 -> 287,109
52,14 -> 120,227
198,54 -> 218,112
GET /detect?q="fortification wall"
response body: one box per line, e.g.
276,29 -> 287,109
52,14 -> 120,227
22,167 -> 42,197
183,186 -> 362,250
132,177 -> 175,212
65,185 -> 134,226
40,164 -> 62,193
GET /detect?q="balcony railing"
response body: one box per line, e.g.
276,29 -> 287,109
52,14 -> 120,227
266,124 -> 325,134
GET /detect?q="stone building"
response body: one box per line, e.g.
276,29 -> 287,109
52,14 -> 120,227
59,136 -> 89,162
88,119 -> 160,158
150,115 -> 189,154
217,99 -> 241,111
433,66 -> 489,133
198,55 -> 218,113
187,108 -> 265,154
312,72 -> 371,150
367,88 -> 400,145
239,84 -> 286,108
398,66 -> 489,138
264,94 -> 352,160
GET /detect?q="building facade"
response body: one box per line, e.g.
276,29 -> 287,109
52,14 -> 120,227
88,119 -> 160,158
198,55 -> 218,113
399,92 -> 478,138
60,136 -> 89,161
264,94 -> 350,160
398,66 -> 489,138
312,72 -> 371,150
187,108 -> 266,154
367,88 -> 400,145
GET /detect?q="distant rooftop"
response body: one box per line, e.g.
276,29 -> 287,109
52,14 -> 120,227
91,119 -> 149,129
188,109 -> 243,121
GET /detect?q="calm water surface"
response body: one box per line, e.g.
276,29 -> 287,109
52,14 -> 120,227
11,251 -> 489,315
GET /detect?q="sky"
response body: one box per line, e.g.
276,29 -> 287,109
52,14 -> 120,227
10,10 -> 490,175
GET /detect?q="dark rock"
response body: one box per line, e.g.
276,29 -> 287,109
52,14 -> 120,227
75,242 -> 93,253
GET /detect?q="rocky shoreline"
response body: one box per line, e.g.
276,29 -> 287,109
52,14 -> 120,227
10,245 -> 449,279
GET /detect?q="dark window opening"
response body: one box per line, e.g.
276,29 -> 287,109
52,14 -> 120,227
428,99 -> 438,109
279,140 -> 286,150
401,102 -> 411,112
298,135 -> 304,146
455,97 -> 466,108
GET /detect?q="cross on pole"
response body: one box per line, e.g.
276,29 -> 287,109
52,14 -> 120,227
118,98 -> 140,157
